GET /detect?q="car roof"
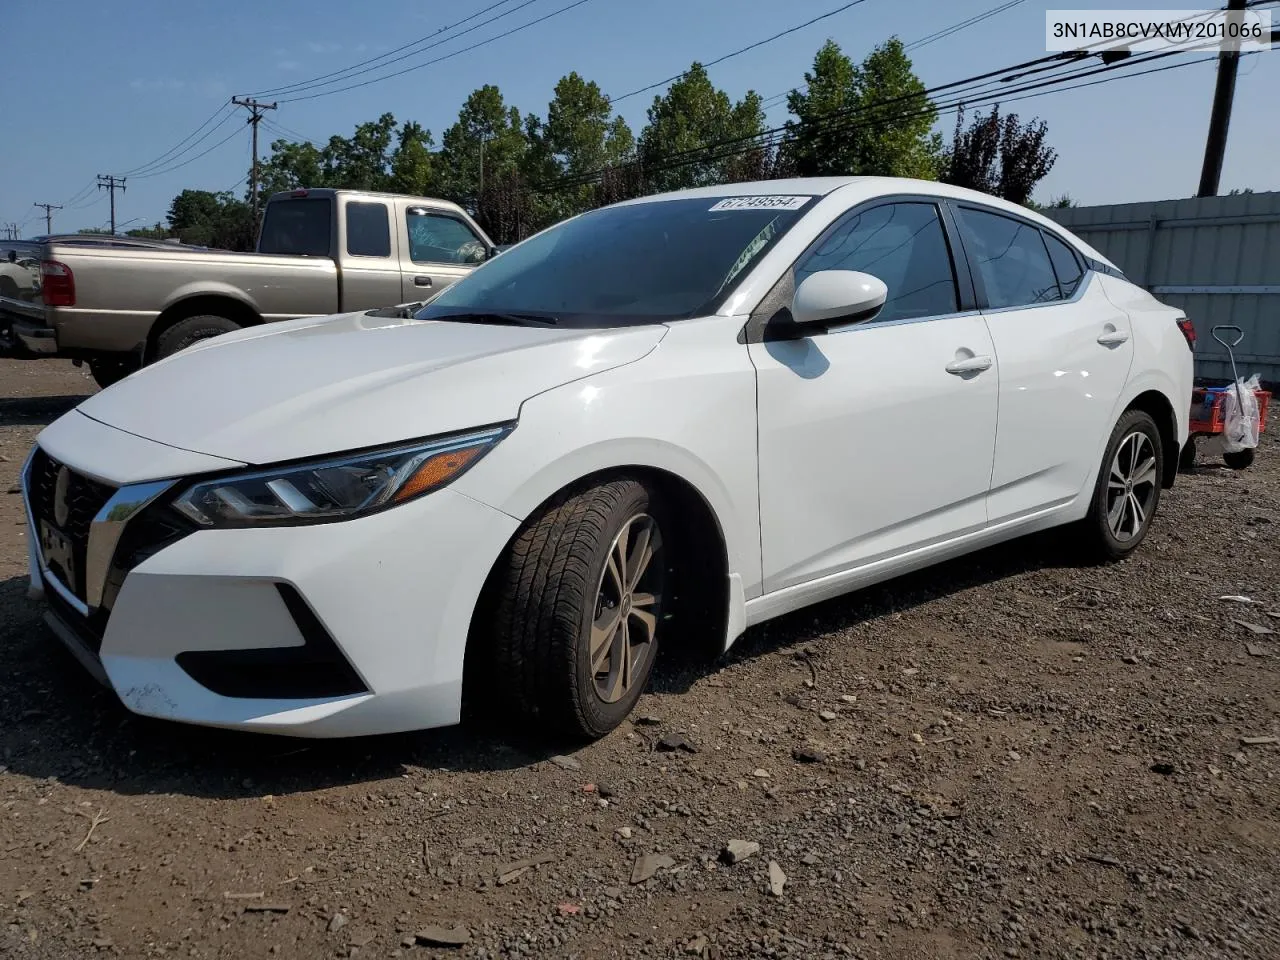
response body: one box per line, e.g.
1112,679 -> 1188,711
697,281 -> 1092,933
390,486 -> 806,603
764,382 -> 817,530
612,176 -> 1116,270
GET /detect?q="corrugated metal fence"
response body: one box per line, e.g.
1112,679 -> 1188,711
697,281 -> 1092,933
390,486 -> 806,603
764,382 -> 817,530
1044,191 -> 1280,384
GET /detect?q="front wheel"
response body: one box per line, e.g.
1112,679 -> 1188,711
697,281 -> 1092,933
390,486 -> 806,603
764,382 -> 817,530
487,478 -> 669,740
1080,409 -> 1164,562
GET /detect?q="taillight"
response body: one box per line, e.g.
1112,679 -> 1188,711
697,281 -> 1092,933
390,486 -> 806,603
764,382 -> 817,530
1176,317 -> 1195,350
40,259 -> 75,307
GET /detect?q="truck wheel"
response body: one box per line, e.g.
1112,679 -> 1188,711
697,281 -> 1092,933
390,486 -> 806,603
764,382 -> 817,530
155,315 -> 241,359
88,358 -> 137,390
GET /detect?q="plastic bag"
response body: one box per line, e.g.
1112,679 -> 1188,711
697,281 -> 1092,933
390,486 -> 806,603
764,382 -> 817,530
1221,374 -> 1261,453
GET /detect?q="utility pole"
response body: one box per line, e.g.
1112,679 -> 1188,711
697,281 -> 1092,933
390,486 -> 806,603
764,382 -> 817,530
33,202 -> 62,234
232,96 -> 278,216
2,223 -> 18,240
1197,0 -> 1247,198
97,175 -> 127,234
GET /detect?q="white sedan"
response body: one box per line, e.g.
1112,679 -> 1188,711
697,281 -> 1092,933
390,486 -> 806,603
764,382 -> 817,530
20,177 -> 1194,739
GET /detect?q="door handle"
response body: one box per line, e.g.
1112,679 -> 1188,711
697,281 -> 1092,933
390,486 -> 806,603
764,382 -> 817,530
1097,329 -> 1129,346
413,276 -> 433,287
945,355 -> 994,376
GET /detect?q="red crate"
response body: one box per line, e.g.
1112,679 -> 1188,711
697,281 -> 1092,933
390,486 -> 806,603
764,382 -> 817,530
1189,386 -> 1271,436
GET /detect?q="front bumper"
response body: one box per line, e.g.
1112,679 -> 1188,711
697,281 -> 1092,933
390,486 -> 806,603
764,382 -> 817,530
21,421 -> 521,738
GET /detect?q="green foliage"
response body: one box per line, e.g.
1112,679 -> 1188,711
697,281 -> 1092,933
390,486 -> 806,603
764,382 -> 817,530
942,106 -> 1057,206
786,39 -> 941,179
165,189 -> 255,250
125,223 -> 171,240
436,85 -> 529,207
637,63 -> 766,193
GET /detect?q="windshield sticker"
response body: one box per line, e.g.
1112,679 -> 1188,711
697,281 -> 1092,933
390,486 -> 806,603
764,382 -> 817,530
709,196 -> 810,212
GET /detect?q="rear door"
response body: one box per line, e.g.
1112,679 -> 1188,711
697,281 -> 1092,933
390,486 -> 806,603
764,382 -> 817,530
338,198 -> 403,311
400,207 -> 490,303
952,203 -> 1135,523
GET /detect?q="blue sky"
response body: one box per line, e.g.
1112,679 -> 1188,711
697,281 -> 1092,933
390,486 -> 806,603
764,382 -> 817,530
3,0 -> 1277,236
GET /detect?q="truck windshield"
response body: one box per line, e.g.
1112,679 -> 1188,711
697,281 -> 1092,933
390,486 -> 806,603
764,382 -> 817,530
258,198 -> 333,257
415,194 -> 817,327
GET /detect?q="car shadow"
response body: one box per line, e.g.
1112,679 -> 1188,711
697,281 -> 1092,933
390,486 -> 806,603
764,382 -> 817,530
0,394 -> 87,427
0,528 -> 1087,802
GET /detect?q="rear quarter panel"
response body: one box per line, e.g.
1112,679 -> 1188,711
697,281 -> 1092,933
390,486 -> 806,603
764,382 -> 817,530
1098,274 -> 1194,448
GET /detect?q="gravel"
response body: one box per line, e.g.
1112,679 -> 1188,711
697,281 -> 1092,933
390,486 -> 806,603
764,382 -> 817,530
1,359 -> 1278,959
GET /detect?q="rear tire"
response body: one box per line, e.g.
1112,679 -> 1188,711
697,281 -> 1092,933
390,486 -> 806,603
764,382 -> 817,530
155,314 -> 241,359
488,478 -> 670,741
1223,448 -> 1255,470
1080,409 -> 1164,562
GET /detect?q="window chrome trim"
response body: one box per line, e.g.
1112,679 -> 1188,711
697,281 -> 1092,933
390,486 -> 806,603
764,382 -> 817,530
968,267 -> 1098,318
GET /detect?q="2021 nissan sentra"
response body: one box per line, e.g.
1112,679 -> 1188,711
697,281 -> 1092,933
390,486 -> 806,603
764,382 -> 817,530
20,177 -> 1195,739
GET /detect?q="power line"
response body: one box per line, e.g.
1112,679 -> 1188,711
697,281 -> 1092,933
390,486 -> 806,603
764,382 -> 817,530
608,0 -> 874,105
277,0 -> 598,103
905,0 -> 1028,52
128,124 -> 245,180
119,101 -> 236,176
250,0 -> 539,99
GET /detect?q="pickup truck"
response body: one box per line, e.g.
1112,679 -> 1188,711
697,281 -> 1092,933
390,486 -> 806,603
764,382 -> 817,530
0,188 -> 497,387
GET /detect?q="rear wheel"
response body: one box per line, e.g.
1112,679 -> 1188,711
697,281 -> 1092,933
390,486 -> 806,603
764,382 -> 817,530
155,314 -> 241,359
488,478 -> 669,740
1080,409 -> 1164,561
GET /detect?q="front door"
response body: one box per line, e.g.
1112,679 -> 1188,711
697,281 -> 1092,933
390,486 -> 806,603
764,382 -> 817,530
400,209 -> 490,304
750,200 -> 1000,595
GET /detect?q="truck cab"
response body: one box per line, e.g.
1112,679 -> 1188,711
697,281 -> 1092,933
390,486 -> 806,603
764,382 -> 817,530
258,188 -> 494,309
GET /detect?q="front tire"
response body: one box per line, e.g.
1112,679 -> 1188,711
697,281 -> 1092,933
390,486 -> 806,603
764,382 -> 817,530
489,478 -> 669,740
1081,409 -> 1164,561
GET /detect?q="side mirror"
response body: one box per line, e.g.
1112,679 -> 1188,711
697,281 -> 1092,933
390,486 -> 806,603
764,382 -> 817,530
789,270 -> 888,332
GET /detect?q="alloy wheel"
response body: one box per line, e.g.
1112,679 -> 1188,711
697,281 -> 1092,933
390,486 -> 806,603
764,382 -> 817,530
590,513 -> 664,704
1106,431 -> 1158,543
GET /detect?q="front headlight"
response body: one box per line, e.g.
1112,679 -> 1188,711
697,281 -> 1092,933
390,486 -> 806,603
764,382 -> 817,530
172,425 -> 511,528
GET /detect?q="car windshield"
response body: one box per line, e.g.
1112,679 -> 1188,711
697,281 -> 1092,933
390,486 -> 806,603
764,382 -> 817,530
414,194 -> 818,327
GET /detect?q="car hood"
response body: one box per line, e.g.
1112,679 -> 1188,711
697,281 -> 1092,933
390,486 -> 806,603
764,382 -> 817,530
75,310 -> 667,465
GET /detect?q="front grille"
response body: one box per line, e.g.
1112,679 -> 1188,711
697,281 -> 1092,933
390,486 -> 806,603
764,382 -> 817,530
27,448 -> 115,602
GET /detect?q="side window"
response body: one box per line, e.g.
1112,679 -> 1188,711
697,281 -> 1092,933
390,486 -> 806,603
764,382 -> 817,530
1043,231 -> 1085,299
346,202 -> 390,258
796,202 -> 959,323
406,211 -> 487,265
957,207 -> 1061,308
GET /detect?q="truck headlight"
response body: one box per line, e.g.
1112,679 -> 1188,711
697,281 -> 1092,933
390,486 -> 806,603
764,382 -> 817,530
172,425 -> 510,528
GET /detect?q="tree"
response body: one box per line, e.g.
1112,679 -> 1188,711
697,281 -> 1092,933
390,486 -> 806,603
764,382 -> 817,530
165,189 -> 255,249
125,223 -> 171,240
786,39 -> 942,179
437,85 -> 529,211
389,121 -> 435,196
527,72 -> 635,219
996,111 -> 1056,206
637,63 -> 765,193
942,106 -> 1057,206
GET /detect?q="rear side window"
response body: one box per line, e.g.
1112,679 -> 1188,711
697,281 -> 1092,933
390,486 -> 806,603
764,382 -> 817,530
257,198 -> 332,257
1043,232 -> 1085,299
797,202 -> 959,323
346,202 -> 390,258
406,211 -> 486,264
958,207 -> 1061,309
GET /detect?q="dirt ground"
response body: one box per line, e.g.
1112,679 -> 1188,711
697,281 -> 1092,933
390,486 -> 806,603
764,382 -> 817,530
1,357 -> 1277,960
